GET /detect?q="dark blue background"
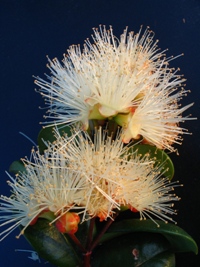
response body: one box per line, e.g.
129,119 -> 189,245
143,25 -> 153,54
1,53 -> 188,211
0,0 -> 199,266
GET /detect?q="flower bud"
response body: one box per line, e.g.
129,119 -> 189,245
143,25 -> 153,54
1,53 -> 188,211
29,216 -> 38,226
55,212 -> 80,234
128,205 -> 138,213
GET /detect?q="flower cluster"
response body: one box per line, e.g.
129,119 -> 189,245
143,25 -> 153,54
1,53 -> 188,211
0,26 -> 193,241
35,25 -> 193,152
48,127 -> 180,225
0,128 -> 180,240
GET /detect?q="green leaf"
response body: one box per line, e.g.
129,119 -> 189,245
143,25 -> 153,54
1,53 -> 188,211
92,232 -> 175,267
23,218 -> 81,267
100,219 -> 198,254
9,160 -> 26,174
129,144 -> 174,180
37,125 -> 72,154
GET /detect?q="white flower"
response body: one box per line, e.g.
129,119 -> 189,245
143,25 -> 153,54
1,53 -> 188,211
35,25 -> 194,151
48,127 -> 126,221
25,149 -> 88,215
0,127 -> 181,240
0,148 -> 88,240
114,163 -> 181,225
0,172 -> 42,241
50,127 -> 180,223
118,84 -> 193,151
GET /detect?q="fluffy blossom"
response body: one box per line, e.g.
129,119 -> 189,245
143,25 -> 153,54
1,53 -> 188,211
48,128 -> 125,221
0,148 -> 88,240
0,126 -> 181,240
115,163 -> 180,225
0,172 -> 41,241
50,127 -> 180,223
35,26 -> 193,151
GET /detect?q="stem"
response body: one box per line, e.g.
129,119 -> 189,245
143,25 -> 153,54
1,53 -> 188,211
83,251 -> 92,267
86,217 -> 96,249
90,214 -> 118,251
68,234 -> 87,254
82,217 -> 95,267
70,214 -> 118,266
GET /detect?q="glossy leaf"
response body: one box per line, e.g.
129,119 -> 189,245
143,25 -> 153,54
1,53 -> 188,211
37,125 -> 72,154
92,232 -> 175,267
100,219 -> 198,254
9,160 -> 26,174
129,144 -> 174,180
23,218 -> 81,267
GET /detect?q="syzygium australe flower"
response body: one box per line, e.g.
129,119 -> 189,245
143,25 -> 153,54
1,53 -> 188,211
115,163 -> 181,225
35,25 -> 194,151
0,172 -> 42,241
49,127 -> 180,224
0,148 -> 88,240
47,127 -> 124,221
